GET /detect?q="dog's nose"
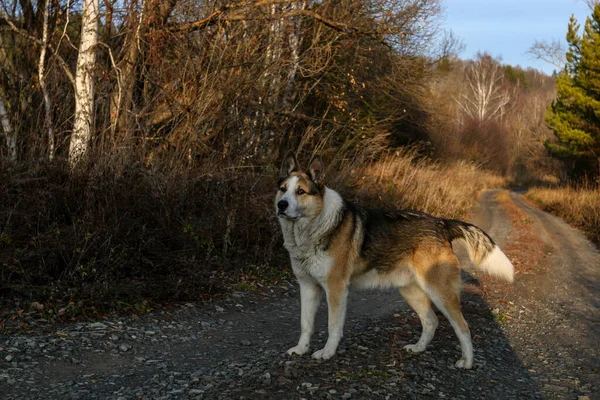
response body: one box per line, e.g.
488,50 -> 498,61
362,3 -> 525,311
277,199 -> 289,211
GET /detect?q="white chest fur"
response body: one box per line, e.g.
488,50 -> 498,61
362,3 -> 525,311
278,187 -> 343,282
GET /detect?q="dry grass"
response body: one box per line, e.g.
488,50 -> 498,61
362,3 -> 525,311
526,186 -> 600,245
0,150 -> 506,320
346,149 -> 507,219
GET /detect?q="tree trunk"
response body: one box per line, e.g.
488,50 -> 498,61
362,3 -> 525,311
109,0 -> 177,140
0,93 -> 16,162
69,0 -> 99,166
39,0 -> 54,161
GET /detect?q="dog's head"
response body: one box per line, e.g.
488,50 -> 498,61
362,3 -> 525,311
275,152 -> 325,221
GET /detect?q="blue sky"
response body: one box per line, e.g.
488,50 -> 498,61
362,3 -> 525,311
443,0 -> 591,74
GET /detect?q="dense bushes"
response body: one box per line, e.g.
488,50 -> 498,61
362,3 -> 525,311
0,161 -> 281,316
0,151 -> 505,318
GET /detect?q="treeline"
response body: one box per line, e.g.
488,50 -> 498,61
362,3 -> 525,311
0,0 -> 560,315
0,0 -> 555,178
426,53 -> 557,182
0,0 -> 445,169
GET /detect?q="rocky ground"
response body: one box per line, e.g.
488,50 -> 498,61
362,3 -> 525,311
1,190 -> 598,399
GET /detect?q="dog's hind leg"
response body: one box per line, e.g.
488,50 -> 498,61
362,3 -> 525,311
312,281 -> 348,360
288,278 -> 322,356
399,283 -> 439,353
418,263 -> 473,369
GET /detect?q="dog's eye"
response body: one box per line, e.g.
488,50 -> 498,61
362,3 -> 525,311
279,187 -> 286,192
297,188 -> 305,195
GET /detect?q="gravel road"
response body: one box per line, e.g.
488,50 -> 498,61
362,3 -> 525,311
1,190 -> 598,399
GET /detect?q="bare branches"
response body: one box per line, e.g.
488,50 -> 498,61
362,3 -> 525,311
528,39 -> 566,71
582,0 -> 600,11
455,53 -> 510,123
167,0 -> 382,42
438,29 -> 465,59
0,3 -> 76,87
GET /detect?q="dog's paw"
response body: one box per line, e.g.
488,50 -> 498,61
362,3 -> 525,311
454,358 -> 473,369
286,344 -> 309,356
403,343 -> 426,353
311,347 -> 336,360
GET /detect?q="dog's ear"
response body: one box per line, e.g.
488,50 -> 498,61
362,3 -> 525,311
280,152 -> 299,177
308,155 -> 324,184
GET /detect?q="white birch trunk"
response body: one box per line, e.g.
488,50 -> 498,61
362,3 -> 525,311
69,0 -> 99,166
39,0 -> 54,160
0,94 -> 15,162
282,1 -> 306,110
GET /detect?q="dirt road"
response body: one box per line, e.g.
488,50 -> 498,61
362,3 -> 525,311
1,191 -> 598,399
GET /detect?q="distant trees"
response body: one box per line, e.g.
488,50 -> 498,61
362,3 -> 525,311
0,0 -> 559,183
456,52 -> 510,124
426,53 -> 556,180
546,6 -> 600,179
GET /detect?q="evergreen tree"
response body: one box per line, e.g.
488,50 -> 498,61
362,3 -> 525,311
546,6 -> 600,179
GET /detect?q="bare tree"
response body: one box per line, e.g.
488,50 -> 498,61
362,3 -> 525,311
456,53 -> 510,123
527,39 -> 566,71
69,0 -> 99,166
583,0 -> 599,10
437,29 -> 465,60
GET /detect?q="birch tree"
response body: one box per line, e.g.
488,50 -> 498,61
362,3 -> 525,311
39,0 -> 54,160
0,93 -> 15,162
456,53 -> 510,124
69,0 -> 99,166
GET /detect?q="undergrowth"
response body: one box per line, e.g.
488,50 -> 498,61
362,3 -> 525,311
0,152 -> 505,322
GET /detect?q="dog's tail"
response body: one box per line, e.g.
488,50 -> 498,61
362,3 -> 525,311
446,220 -> 514,282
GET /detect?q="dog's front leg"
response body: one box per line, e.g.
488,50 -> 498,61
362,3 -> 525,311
312,282 -> 348,360
287,278 -> 322,356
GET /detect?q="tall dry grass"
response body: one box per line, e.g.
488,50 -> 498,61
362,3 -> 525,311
526,186 -> 600,244
0,149 -> 506,319
346,149 -> 507,219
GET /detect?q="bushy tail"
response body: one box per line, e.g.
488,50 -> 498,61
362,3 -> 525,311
447,220 -> 514,282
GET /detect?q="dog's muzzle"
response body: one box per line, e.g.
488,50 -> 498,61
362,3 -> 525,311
277,199 -> 299,220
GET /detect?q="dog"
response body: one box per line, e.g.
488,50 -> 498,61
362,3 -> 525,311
275,152 -> 514,369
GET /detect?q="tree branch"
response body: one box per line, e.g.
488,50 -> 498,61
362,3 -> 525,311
0,10 -> 76,88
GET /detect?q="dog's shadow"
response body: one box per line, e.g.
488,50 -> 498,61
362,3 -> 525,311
302,268 -> 539,399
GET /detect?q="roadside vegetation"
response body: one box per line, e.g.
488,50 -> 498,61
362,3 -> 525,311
526,186 -> 600,245
524,3 -> 600,248
1,0 -> 596,321
0,150 -> 505,321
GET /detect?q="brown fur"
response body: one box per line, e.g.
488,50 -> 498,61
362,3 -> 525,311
278,153 -> 512,368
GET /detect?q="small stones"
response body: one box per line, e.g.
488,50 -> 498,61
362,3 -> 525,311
200,321 -> 211,329
1,277 -> 596,400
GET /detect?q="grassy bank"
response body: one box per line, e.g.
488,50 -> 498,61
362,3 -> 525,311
0,153 -> 505,322
526,186 -> 600,245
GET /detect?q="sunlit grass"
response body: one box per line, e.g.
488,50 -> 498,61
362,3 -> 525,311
348,149 -> 507,219
526,186 -> 600,244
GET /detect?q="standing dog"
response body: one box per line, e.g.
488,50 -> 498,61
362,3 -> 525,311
275,153 -> 514,369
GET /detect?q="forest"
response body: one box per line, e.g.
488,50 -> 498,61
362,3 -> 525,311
0,0 -> 598,317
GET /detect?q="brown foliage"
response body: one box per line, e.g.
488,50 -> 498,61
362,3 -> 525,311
0,146 -> 505,316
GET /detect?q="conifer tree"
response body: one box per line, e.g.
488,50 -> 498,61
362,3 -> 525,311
546,6 -> 600,178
